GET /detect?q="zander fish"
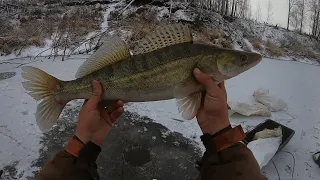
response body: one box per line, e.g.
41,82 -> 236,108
21,24 -> 262,132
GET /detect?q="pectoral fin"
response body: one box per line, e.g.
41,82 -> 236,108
173,79 -> 203,98
176,92 -> 202,120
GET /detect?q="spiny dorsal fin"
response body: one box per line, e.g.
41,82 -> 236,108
132,24 -> 193,55
75,36 -> 131,78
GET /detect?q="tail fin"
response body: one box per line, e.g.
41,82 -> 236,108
21,66 -> 66,132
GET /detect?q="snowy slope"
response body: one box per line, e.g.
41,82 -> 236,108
1,57 -> 320,179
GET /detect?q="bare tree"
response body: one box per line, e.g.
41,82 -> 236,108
247,2 -> 252,20
255,2 -> 261,22
290,6 -> 300,30
193,0 -> 250,18
225,0 -> 229,15
310,0 -> 318,36
231,0 -> 236,16
316,0 -> 320,38
221,0 -> 226,15
309,0 -> 320,37
287,0 -> 294,30
299,0 -> 306,33
243,0 -> 251,19
267,0 -> 273,23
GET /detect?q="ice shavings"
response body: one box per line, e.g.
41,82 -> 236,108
253,126 -> 282,140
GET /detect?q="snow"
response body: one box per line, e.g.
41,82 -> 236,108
0,39 -> 53,61
156,7 -> 169,20
0,57 -> 83,178
172,10 -> 196,22
1,55 -> 320,179
232,19 -> 320,66
294,57 -> 320,66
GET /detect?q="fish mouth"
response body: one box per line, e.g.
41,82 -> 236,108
247,52 -> 262,68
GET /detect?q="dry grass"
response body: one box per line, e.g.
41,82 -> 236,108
194,27 -> 221,44
220,38 -> 234,49
54,7 -> 103,48
0,6 -> 103,55
251,39 -> 262,51
193,27 -> 234,49
108,7 -> 161,46
0,18 -> 48,55
292,44 -> 320,59
265,40 -> 283,57
129,19 -> 159,42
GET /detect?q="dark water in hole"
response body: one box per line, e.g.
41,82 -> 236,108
0,72 -> 16,81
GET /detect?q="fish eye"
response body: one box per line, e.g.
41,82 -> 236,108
240,55 -> 247,62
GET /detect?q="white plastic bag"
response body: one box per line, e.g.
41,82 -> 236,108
247,136 -> 282,168
228,102 -> 271,117
247,127 -> 283,168
253,88 -> 287,112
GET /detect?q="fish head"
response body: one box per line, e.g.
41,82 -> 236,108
215,49 -> 262,78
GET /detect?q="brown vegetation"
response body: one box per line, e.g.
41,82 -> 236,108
0,1 -> 104,55
220,38 -> 234,49
251,39 -> 263,51
108,7 -> 161,45
0,18 -> 48,55
191,25 -> 236,49
292,44 -> 320,60
265,40 -> 283,57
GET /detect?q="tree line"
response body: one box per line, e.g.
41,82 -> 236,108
287,0 -> 320,38
192,0 -> 252,19
194,0 -> 320,39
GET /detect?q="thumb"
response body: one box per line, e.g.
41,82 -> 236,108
85,80 -> 102,110
193,68 -> 218,93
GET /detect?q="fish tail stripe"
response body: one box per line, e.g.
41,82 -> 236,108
21,66 -> 66,132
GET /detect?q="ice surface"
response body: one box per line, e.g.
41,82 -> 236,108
1,56 -> 320,179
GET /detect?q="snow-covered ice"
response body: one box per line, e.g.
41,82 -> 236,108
0,57 -> 84,178
126,58 -> 320,179
1,57 -> 320,179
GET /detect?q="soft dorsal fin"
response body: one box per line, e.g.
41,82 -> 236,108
75,36 -> 131,78
132,24 -> 193,55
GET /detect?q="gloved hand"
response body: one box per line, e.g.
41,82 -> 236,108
75,80 -> 124,146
